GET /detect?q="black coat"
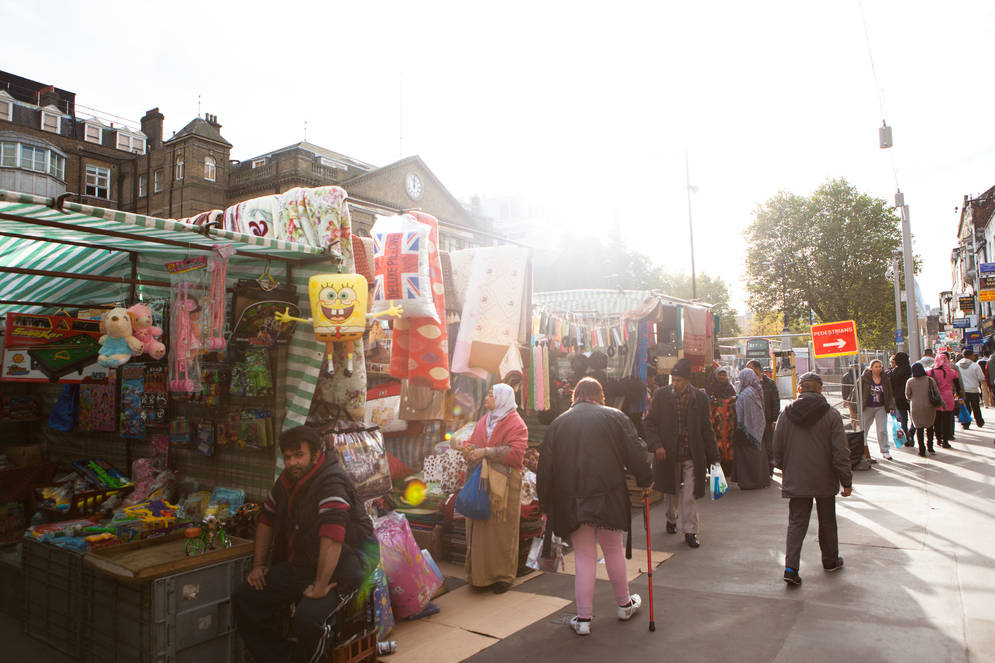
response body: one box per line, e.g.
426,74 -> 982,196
643,385 -> 720,499
537,402 -> 652,539
761,375 -> 781,424
888,364 -> 912,410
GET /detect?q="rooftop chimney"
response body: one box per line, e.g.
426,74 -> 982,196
141,107 -> 164,150
37,85 -> 59,110
205,113 -> 220,130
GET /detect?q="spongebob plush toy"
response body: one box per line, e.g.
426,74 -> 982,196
275,274 -> 401,376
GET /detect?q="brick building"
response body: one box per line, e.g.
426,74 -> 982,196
0,70 -> 499,249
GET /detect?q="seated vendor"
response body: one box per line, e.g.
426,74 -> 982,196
233,426 -> 378,663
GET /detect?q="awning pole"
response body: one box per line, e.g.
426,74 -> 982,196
0,299 -> 117,310
0,265 -> 171,288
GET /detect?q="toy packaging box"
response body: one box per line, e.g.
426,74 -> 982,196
1,313 -> 109,383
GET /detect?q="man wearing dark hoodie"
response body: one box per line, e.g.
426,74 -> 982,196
773,372 -> 852,586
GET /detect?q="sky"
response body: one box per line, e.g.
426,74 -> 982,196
3,0 -> 994,316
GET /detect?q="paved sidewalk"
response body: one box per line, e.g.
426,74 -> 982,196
466,414 -> 995,663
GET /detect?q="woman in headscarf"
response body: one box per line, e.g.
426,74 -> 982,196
905,361 -> 938,456
888,353 -> 913,447
463,383 -> 529,593
733,368 -> 770,489
927,353 -> 958,449
707,367 -> 738,479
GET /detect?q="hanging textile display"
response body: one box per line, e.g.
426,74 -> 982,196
387,211 -> 450,391
370,214 -> 438,321
451,246 -> 531,380
683,306 -> 711,372
222,194 -> 282,238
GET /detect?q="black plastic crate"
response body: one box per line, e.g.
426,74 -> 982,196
82,554 -> 251,663
21,538 -> 85,657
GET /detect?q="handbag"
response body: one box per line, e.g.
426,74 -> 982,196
926,377 -> 943,408
310,402 -> 392,499
454,462 -> 490,520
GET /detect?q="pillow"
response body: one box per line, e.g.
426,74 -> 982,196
370,214 -> 438,321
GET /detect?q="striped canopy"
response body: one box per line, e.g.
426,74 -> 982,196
0,189 -> 331,316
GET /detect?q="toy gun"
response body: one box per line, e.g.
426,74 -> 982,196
85,460 -> 127,489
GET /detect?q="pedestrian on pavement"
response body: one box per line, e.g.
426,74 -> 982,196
928,353 -> 958,449
888,353 -> 913,447
956,349 -> 986,429
734,368 -> 770,489
706,366 -> 737,399
978,352 -> 994,408
463,383 -> 529,594
861,360 -> 897,460
919,348 -> 936,371
841,363 -> 861,431
644,358 -> 720,548
233,427 -> 379,663
905,361 -> 938,456
537,377 -> 652,636
747,359 -> 781,475
773,372 -> 852,586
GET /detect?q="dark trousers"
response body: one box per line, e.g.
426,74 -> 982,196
233,561 -> 341,663
785,497 -> 838,572
914,426 -> 934,452
933,410 -> 954,443
964,392 -> 985,426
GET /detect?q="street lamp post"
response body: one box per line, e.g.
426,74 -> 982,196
685,150 -> 697,300
896,194 -> 921,359
891,252 -> 904,351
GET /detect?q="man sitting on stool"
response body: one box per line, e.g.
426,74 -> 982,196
234,426 -> 378,663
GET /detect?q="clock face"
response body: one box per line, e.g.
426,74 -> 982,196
405,173 -> 423,201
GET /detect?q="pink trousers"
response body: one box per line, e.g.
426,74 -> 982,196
570,524 -> 632,619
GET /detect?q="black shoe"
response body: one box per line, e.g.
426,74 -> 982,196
903,441 -> 914,448
685,534 -> 700,548
941,441 -> 952,449
928,446 -> 936,454
783,569 -> 802,586
492,582 -> 511,594
918,450 -> 926,457
824,557 -> 844,572
666,521 -> 677,534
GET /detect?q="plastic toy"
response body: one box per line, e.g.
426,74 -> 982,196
170,282 -> 200,392
275,273 -> 402,376
184,514 -> 232,556
97,307 -> 144,368
127,304 -> 166,360
204,246 -> 235,351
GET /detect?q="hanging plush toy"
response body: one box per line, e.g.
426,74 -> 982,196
127,304 -> 166,360
275,273 -> 402,376
98,307 -> 144,368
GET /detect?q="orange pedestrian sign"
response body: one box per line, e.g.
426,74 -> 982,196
811,320 -> 859,358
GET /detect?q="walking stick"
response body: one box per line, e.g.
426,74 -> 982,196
643,490 -> 656,632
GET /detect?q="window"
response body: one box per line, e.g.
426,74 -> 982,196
138,174 -> 147,197
175,158 -> 184,180
48,152 -> 65,180
20,144 -> 47,172
41,110 -> 60,133
0,142 -> 16,167
0,98 -> 11,122
204,156 -> 216,182
85,165 -> 110,199
84,122 -> 102,144
153,169 -> 161,192
116,133 -> 145,154
251,158 -> 266,168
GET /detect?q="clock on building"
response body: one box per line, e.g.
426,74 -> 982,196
405,172 -> 423,201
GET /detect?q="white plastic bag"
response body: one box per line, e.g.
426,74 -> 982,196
709,463 -> 729,501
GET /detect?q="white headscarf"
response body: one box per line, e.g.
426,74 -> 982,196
486,383 -> 518,440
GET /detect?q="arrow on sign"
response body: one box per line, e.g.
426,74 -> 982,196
824,339 -> 847,350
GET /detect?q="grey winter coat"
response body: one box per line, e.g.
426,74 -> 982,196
905,376 -> 938,429
643,385 -> 719,499
773,392 -> 852,499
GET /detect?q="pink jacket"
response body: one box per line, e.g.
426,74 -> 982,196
468,412 -> 528,470
928,356 -> 957,411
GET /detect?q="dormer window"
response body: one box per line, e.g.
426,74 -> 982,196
116,132 -> 146,154
41,106 -> 61,133
251,158 -> 266,168
84,121 -> 103,144
0,92 -> 12,122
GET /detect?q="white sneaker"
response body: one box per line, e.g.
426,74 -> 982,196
883,453 -> 893,460
617,594 -> 642,621
570,616 -> 591,635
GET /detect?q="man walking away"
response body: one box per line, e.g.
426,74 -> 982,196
773,372 -> 852,586
957,349 -> 986,428
918,348 -> 936,371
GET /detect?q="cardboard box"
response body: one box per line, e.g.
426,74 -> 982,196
7,444 -> 43,467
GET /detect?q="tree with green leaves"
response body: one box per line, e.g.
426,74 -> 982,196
744,178 -> 906,348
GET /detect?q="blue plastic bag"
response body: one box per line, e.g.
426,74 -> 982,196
454,463 -> 490,520
46,384 -> 78,432
709,463 -> 729,501
958,403 -> 972,426
887,413 -> 905,449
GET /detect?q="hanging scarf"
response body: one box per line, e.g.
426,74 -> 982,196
486,383 -> 517,440
735,369 -> 765,448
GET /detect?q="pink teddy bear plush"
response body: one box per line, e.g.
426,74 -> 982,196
127,304 -> 166,360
